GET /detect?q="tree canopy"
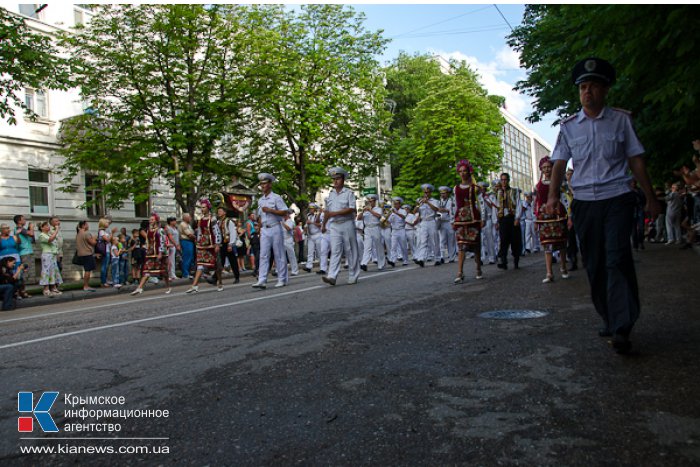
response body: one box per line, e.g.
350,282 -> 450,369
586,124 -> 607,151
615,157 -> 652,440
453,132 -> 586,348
385,56 -> 504,202
57,4 -> 267,215
0,7 -> 69,124
233,4 -> 391,217
508,5 -> 700,181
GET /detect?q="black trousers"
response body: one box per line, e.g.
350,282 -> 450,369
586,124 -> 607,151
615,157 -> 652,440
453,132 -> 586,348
567,222 -> 579,265
572,192 -> 639,336
219,244 -> 240,281
498,215 -> 521,265
250,236 -> 260,273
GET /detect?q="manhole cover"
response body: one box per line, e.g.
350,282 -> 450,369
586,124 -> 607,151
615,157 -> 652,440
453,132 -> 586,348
479,310 -> 549,320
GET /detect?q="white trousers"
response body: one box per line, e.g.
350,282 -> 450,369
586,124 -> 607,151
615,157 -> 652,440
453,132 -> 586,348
390,228 -> 408,264
284,237 -> 299,274
328,221 -> 360,282
362,225 -> 385,269
257,225 -> 288,284
481,220 -> 497,262
356,232 -> 364,258
320,232 -> 331,272
437,221 -> 455,262
406,229 -> 415,256
415,220 -> 438,261
524,219 -> 536,252
305,233 -> 321,269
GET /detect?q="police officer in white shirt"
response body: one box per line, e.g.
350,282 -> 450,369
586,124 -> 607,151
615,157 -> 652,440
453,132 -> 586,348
403,204 -> 416,258
547,57 -> 660,354
303,203 -> 322,272
322,167 -> 360,285
436,186 -> 456,264
252,173 -> 289,289
359,194 -> 385,271
413,183 -> 440,267
282,210 -> 300,276
317,201 -> 331,275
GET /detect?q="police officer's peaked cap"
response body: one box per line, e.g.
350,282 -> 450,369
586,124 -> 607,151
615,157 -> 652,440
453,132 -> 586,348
366,194 -> 379,200
438,186 -> 451,193
572,57 -> 616,86
402,204 -> 411,210
392,196 -> 403,203
309,202 -> 319,209
328,167 -> 349,179
421,183 -> 435,192
478,181 -> 490,188
258,173 -> 276,183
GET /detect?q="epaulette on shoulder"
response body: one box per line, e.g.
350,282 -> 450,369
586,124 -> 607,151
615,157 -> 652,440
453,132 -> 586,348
561,114 -> 576,124
610,107 -> 632,115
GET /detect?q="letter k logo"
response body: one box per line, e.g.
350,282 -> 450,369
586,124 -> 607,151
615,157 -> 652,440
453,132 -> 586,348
18,392 -> 59,432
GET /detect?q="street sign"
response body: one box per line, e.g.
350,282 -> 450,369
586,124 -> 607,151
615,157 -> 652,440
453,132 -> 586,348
361,187 -> 377,195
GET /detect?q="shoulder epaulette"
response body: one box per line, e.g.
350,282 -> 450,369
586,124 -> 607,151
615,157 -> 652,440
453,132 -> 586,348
561,114 -> 576,124
611,107 -> 632,115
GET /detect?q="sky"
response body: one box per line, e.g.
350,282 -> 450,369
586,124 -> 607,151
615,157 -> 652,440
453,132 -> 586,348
350,3 -> 560,147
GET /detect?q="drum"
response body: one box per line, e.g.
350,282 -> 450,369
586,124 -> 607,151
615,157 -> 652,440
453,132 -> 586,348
535,213 -> 567,249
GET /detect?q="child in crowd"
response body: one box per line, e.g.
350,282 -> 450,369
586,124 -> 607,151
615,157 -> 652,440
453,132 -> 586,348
129,229 -> 142,285
118,234 -> 129,285
110,237 -> 122,288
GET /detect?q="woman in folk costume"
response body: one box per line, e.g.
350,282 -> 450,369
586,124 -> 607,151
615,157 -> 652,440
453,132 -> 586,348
453,159 -> 484,283
187,198 -> 222,294
534,156 -> 569,283
131,212 -> 171,295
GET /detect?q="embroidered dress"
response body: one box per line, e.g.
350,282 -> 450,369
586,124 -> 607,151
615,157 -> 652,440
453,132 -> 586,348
196,215 -> 220,270
454,183 -> 481,251
534,180 -> 567,250
142,227 -> 168,277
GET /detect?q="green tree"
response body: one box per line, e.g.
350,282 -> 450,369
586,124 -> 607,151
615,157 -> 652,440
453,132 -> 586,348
0,7 -> 69,124
57,4 -> 264,215
384,52 -> 444,183
234,5 -> 392,218
508,5 -> 700,180
393,62 -> 505,202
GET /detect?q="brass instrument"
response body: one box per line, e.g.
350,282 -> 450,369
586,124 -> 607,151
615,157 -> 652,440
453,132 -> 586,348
379,205 -> 392,228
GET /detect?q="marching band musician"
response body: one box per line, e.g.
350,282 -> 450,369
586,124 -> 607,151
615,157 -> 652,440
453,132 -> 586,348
251,173 -> 289,290
316,198 -> 331,276
436,186 -> 456,264
303,203 -> 322,273
355,209 -> 365,260
379,203 -> 394,267
359,194 -> 385,271
453,160 -> 484,283
185,199 -> 222,294
478,181 -> 497,265
322,167 -> 360,286
403,204 -> 417,258
388,197 -> 409,266
412,184 -> 440,267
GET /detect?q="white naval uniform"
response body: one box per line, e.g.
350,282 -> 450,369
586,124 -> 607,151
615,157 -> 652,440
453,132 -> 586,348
522,199 -> 535,252
436,196 -> 456,262
404,212 -> 417,256
388,208 -> 409,265
361,206 -> 385,269
355,219 -> 365,259
319,212 -> 331,273
256,192 -> 288,285
415,199 -> 440,262
479,193 -> 497,263
283,218 -> 299,275
326,187 -> 360,282
305,212 -> 322,269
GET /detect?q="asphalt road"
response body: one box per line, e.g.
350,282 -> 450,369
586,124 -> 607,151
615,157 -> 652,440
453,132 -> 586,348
1,245 -> 699,466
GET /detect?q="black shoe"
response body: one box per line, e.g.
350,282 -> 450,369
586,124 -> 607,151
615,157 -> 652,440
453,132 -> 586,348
513,259 -> 519,269
343,264 -> 349,269
598,328 -> 613,337
434,261 -> 441,267
303,267 -> 312,273
233,278 -> 240,284
322,276 -> 336,286
316,270 -> 327,275
271,270 -> 277,276
497,263 -> 507,270
360,264 -> 367,272
418,260 -> 424,268
387,261 -> 395,267
612,334 -> 632,354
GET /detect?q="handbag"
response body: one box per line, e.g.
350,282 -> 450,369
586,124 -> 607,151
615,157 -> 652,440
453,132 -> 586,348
235,239 -> 243,248
71,252 -> 83,266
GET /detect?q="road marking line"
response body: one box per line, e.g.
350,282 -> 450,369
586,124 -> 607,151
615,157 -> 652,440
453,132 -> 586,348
0,285 -> 324,350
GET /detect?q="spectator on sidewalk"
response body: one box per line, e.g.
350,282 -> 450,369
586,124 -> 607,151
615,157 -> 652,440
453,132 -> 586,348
294,219 -> 305,264
75,221 -> 97,292
49,216 -> 64,273
14,214 -> 34,298
118,233 -> 129,284
166,217 -> 180,280
236,218 -> 247,272
0,223 -> 20,264
665,182 -> 683,244
109,236 -> 122,288
246,212 -> 259,276
96,217 -> 113,287
178,214 -> 195,279
37,221 -> 62,297
0,257 -> 22,310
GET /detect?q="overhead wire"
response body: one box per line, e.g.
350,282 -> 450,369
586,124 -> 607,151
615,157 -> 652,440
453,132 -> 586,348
390,5 -> 493,39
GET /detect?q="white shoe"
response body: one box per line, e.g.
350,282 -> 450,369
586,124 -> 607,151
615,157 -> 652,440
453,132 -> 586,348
542,275 -> 554,284
274,282 -> 286,288
217,286 -> 224,292
561,272 -> 570,279
251,281 -> 266,289
347,278 -> 358,285
165,288 -> 172,294
131,288 -> 143,295
114,284 -> 122,289
185,286 -> 199,294
291,272 -> 299,276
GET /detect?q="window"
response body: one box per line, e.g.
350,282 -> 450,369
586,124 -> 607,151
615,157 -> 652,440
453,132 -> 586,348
134,198 -> 150,218
18,4 -> 40,19
25,88 -> 48,118
85,173 -> 105,218
74,8 -> 84,26
28,169 -> 50,214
